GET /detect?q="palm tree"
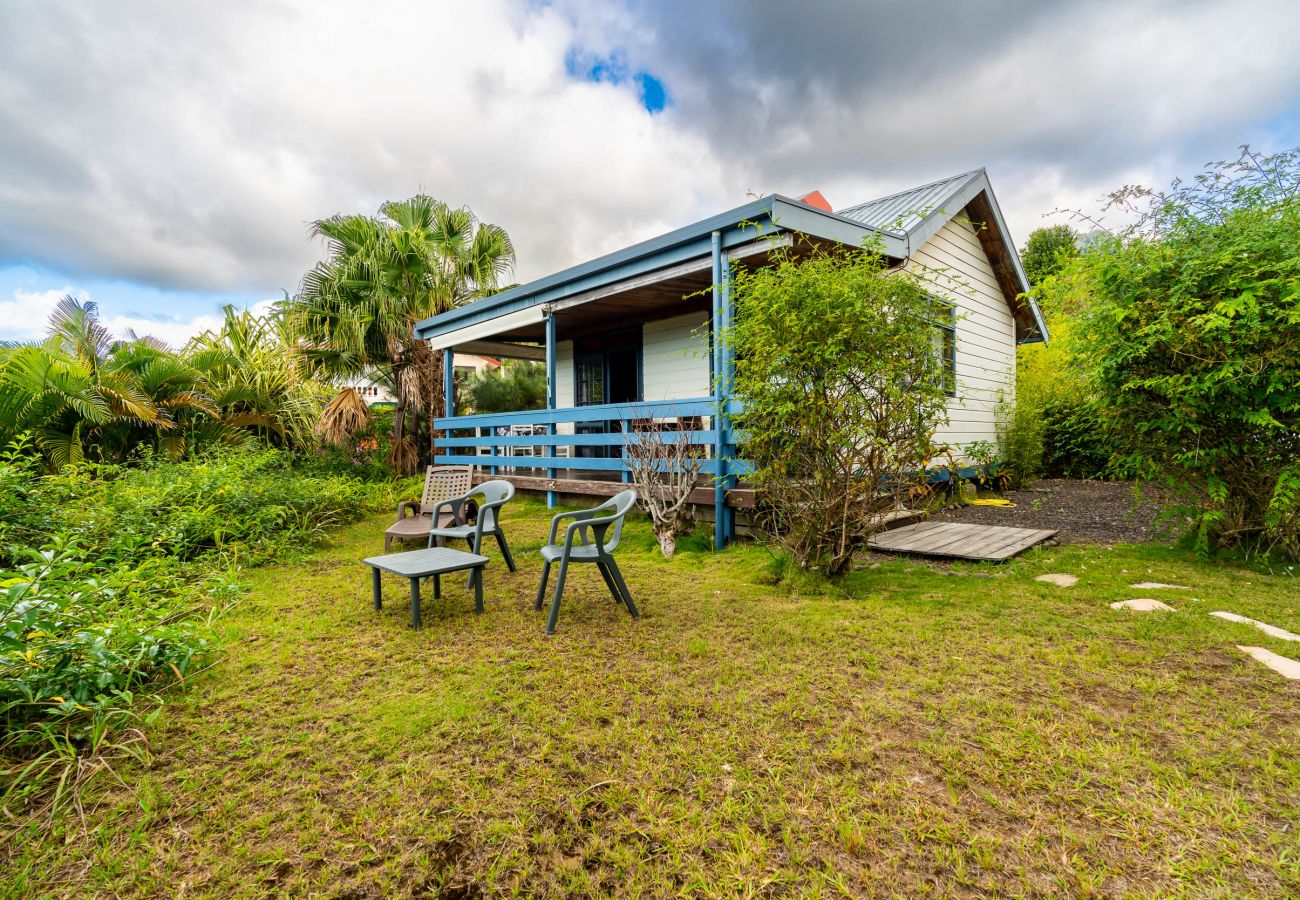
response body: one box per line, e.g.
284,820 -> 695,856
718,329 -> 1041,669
286,196 -> 514,474
0,297 -> 188,467
186,305 -> 329,451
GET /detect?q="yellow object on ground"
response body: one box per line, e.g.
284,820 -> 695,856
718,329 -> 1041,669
969,498 -> 1016,508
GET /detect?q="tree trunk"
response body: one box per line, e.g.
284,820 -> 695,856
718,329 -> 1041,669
655,525 -> 677,559
387,369 -> 418,475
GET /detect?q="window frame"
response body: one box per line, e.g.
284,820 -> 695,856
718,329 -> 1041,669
927,298 -> 957,398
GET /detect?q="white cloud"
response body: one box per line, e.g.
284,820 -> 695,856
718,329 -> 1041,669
0,288 -> 88,342
0,0 -> 1297,302
0,0 -> 730,292
0,288 -> 277,349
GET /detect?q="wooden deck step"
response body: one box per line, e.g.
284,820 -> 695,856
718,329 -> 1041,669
868,521 -> 1057,562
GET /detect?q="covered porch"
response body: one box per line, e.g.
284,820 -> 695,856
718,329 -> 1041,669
429,252 -> 744,548
418,194 -> 900,549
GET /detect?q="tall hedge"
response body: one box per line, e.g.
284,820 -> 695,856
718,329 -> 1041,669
1064,148 -> 1300,559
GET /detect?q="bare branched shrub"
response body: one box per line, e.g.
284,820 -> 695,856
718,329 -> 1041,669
624,414 -> 706,558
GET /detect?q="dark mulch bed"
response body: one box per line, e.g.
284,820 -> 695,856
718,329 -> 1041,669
931,478 -> 1169,545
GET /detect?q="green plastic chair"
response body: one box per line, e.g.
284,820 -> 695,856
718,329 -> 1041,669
427,480 -> 518,582
534,489 -> 640,634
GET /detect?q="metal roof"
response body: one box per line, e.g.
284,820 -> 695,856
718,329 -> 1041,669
836,168 -> 985,235
414,195 -> 904,340
414,167 -> 1046,344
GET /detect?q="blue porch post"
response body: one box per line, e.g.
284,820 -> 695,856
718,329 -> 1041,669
442,348 -> 455,465
443,348 -> 455,417
711,231 -> 733,550
545,310 -> 558,509
720,254 -> 735,543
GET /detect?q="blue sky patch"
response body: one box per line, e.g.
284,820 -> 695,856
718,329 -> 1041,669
565,47 -> 669,114
635,72 -> 667,114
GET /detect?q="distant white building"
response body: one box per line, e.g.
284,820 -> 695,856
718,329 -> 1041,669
341,353 -> 501,407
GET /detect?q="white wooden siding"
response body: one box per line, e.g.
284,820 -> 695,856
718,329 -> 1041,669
641,313 -> 711,403
553,340 -> 575,434
905,214 -> 1016,456
552,312 -> 710,421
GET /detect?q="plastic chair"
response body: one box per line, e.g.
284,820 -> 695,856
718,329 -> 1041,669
534,489 -> 639,634
384,465 -> 474,551
427,480 -> 518,581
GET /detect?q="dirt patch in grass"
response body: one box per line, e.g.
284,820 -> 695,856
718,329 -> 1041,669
5,498 -> 1298,897
934,478 -> 1169,544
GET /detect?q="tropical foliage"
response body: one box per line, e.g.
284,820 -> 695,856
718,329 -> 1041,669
286,196 -> 514,473
0,299 -> 326,471
0,444 -> 390,819
1029,146 -> 1300,560
463,361 -> 546,414
727,246 -> 949,576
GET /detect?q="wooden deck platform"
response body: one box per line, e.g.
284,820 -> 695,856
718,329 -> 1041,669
868,521 -> 1057,562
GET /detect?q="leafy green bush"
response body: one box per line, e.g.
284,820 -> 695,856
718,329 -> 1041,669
25,449 -> 382,566
1059,147 -> 1300,559
464,362 -> 546,414
299,409 -> 397,482
727,245 -> 949,575
1,545 -> 217,734
994,392 -> 1043,487
1038,397 -> 1112,479
0,444 -> 391,816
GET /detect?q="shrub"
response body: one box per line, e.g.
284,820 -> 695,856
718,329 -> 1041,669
727,245 -> 949,576
623,415 -> 706,558
1062,147 -> 1300,559
464,362 -> 546,414
1038,397 -> 1112,479
0,444 -> 391,817
299,408 -> 397,482
26,448 -> 383,566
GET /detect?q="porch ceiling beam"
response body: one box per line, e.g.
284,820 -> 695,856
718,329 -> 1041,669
534,235 -> 798,322
424,305 -> 547,352
457,339 -> 545,361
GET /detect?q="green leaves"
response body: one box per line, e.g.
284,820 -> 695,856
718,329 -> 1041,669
727,246 -> 949,575
1060,147 -> 1300,560
285,196 -> 515,472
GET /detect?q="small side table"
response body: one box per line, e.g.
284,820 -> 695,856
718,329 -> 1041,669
362,547 -> 489,629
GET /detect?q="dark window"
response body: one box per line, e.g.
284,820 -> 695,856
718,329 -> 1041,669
929,302 -> 957,397
573,327 -> 642,407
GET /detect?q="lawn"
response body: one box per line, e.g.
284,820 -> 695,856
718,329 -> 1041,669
5,496 -> 1298,897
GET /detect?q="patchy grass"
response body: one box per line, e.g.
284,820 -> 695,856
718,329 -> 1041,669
4,496 -> 1298,897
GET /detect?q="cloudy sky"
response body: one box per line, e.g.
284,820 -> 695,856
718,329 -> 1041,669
2,0 -> 1298,343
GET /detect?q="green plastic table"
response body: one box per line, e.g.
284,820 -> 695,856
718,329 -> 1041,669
362,547 -> 489,629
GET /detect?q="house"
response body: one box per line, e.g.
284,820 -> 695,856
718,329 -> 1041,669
340,353 -> 502,408
414,168 -> 1046,548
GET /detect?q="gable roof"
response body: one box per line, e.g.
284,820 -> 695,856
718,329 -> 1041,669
838,169 -> 983,235
839,168 -> 1046,343
415,169 -> 1046,344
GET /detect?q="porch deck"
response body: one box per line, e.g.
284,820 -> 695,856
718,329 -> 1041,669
868,521 -> 1057,561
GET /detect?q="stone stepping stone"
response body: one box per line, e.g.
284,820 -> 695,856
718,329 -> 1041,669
1130,582 -> 1190,589
1211,611 -> 1300,642
1035,573 -> 1078,587
1110,599 -> 1175,612
1236,646 -> 1300,680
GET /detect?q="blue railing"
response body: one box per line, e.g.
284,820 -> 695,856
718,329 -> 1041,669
433,397 -> 749,478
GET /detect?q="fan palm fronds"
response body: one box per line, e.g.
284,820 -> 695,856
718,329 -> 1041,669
317,387 -> 372,448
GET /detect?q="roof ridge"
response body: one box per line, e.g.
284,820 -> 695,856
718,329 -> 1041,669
837,167 -> 985,213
